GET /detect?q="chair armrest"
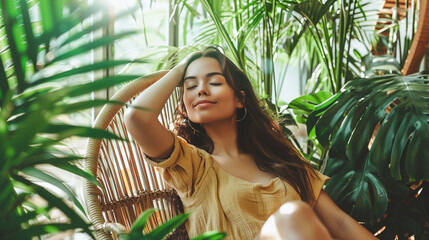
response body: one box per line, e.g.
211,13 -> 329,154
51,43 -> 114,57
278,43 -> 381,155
103,222 -> 128,235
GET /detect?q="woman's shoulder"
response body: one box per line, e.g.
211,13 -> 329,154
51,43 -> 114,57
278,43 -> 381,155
145,132 -> 214,169
175,134 -> 213,159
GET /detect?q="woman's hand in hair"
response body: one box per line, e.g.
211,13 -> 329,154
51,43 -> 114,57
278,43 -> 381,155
174,51 -> 200,76
124,52 -> 197,159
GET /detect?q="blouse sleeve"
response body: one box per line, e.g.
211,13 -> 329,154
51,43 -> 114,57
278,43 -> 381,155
145,133 -> 212,198
310,171 -> 330,207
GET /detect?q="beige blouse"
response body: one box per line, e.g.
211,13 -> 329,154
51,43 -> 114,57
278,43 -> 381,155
147,134 -> 329,239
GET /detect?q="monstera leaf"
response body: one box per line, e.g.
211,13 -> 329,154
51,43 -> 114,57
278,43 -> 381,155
308,73 -> 429,236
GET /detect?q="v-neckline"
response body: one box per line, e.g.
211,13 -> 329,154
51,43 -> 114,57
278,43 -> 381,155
212,160 -> 280,187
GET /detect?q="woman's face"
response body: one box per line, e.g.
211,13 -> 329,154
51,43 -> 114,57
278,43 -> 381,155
183,57 -> 243,124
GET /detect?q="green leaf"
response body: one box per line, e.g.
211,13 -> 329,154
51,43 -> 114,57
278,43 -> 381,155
323,157 -> 388,223
67,75 -> 141,97
2,0 -> 27,93
2,223 -> 89,240
199,0 -> 243,69
344,92 -> 399,167
180,1 -> 201,17
0,58 -> 10,104
307,92 -> 341,135
39,0 -> 55,33
55,162 -> 102,188
129,208 -> 156,234
59,5 -> 138,47
288,91 -> 332,124
15,175 -> 93,237
0,205 -> 50,234
314,92 -> 358,148
17,151 -> 83,168
47,31 -> 137,65
237,6 -> 264,52
12,76 -> 139,122
20,167 -> 86,215
376,188 -> 429,239
145,212 -> 191,239
56,99 -> 125,114
7,76 -> 133,123
191,231 -> 227,240
0,178 -> 20,216
44,124 -> 123,140
405,123 -> 429,180
369,106 -> 403,176
19,0 -> 38,66
9,100 -> 52,157
13,86 -> 55,104
292,0 -> 336,27
30,60 -> 147,86
36,2 -> 105,44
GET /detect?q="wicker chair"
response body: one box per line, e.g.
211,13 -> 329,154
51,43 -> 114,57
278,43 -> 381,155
83,70 -> 188,240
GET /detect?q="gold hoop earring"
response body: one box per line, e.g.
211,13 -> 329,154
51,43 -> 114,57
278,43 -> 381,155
236,107 -> 247,122
184,118 -> 201,133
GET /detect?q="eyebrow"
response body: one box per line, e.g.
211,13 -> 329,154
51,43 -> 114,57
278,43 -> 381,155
183,72 -> 224,81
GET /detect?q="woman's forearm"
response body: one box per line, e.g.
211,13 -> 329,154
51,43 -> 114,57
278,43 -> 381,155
314,192 -> 377,240
330,214 -> 377,240
126,64 -> 185,120
124,63 -> 185,158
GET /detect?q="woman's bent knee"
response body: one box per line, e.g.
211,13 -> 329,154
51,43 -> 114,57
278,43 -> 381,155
258,201 -> 332,240
278,201 -> 314,219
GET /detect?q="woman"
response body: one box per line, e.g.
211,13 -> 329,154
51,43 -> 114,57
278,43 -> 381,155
125,47 -> 376,239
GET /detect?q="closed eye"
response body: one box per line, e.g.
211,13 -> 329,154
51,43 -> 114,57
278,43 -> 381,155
210,83 -> 222,86
185,85 -> 197,90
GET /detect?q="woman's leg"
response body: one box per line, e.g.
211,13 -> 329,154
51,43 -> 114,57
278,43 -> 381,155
256,201 -> 333,240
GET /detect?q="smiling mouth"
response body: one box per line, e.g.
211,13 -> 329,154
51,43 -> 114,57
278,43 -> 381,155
194,100 -> 216,107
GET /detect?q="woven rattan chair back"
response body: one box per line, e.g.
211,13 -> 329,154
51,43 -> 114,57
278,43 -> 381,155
84,71 -> 188,240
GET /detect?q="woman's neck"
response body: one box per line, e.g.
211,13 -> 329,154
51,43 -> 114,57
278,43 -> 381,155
203,119 -> 240,157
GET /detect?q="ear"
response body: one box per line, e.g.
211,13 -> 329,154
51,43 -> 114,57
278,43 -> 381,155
235,90 -> 245,108
180,104 -> 189,118
240,90 -> 245,98
182,109 -> 189,118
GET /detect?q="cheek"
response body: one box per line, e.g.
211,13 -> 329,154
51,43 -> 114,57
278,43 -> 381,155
220,88 -> 239,106
183,93 -> 193,111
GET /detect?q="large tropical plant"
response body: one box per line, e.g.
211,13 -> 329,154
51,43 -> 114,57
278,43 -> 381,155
307,73 -> 429,239
0,0 -> 145,238
175,0 -> 379,165
177,0 -> 377,98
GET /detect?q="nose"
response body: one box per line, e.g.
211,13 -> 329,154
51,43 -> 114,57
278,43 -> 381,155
197,84 -> 209,96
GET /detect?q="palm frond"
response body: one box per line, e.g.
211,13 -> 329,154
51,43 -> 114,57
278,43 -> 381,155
0,0 -> 141,238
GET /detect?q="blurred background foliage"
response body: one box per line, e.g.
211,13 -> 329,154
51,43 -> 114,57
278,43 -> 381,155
0,0 -> 143,238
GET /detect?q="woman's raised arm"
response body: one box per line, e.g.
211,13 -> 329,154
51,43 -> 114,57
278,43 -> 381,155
124,63 -> 185,159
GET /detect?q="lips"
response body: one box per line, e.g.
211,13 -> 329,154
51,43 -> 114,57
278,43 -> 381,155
194,100 -> 216,107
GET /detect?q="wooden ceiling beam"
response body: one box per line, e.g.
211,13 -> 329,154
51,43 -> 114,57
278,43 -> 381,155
372,0 -> 413,55
402,0 -> 429,75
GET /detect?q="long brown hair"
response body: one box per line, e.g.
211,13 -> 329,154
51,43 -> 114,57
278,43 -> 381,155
173,46 -> 319,203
